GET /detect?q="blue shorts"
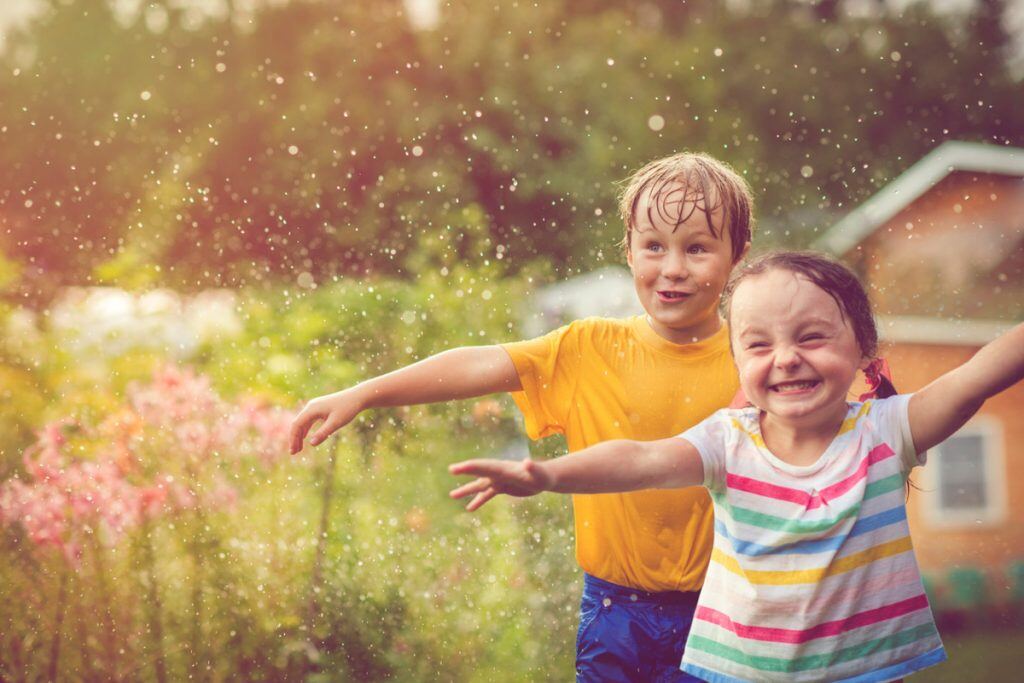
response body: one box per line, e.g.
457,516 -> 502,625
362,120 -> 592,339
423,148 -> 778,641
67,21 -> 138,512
576,573 -> 702,683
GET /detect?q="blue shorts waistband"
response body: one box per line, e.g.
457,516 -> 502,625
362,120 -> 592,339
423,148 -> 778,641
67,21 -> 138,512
583,573 -> 700,606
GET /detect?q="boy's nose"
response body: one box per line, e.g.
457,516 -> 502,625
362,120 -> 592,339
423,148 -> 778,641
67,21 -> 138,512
661,252 -> 689,279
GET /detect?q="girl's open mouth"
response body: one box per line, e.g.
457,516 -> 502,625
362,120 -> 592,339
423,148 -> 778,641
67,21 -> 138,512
770,380 -> 820,393
657,290 -> 691,301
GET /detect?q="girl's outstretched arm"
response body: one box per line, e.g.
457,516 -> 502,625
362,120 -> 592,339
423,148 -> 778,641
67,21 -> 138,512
448,437 -> 703,511
908,322 -> 1024,453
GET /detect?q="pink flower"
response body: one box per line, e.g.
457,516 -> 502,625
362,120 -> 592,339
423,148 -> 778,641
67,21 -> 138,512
1,364 -> 300,569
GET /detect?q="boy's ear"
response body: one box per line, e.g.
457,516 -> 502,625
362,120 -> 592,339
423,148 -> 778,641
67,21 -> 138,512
735,241 -> 751,264
626,243 -> 634,268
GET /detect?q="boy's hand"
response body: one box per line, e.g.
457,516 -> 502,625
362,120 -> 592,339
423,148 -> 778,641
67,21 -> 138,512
289,390 -> 363,454
448,458 -> 553,511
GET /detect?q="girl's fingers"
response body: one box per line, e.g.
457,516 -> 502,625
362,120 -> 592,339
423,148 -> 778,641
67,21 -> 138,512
450,477 -> 493,500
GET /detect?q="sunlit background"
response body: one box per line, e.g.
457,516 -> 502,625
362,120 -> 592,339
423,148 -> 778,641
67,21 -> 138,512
1,1 -> 1022,680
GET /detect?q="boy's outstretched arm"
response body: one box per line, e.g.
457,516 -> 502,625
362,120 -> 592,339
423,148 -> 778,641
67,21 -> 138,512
908,322 -> 1024,453
290,346 -> 521,453
449,437 -> 703,511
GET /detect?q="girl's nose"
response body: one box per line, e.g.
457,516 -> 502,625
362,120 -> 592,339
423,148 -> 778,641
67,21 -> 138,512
773,346 -> 802,370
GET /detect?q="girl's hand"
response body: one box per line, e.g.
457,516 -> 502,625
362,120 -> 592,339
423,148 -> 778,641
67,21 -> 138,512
448,458 -> 553,511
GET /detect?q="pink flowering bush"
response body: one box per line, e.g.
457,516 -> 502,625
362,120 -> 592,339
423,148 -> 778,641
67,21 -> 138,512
0,366 -> 293,567
0,365 -> 297,680
0,437 -> 144,566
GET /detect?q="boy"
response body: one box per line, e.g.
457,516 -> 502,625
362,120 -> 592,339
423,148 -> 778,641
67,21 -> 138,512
289,152 -> 753,682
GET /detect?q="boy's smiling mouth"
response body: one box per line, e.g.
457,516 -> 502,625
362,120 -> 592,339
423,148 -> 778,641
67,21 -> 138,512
656,290 -> 692,302
769,380 -> 820,394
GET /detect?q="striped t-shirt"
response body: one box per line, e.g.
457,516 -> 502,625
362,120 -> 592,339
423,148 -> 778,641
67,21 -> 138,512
679,395 -> 946,683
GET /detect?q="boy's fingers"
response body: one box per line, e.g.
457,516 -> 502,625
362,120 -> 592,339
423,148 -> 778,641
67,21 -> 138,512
309,416 -> 341,446
450,477 -> 492,500
289,412 -> 319,454
290,417 -> 313,454
466,488 -> 497,512
449,459 -> 509,478
448,459 -> 482,474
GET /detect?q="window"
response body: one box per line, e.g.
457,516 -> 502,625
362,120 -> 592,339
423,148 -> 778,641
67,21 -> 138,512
921,418 -> 1007,527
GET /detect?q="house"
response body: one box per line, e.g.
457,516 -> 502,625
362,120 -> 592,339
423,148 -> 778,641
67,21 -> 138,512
522,266 -> 642,337
525,142 -> 1024,606
816,141 -> 1024,608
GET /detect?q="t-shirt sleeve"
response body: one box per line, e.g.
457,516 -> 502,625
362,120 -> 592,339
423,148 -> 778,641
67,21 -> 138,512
500,322 -> 583,440
678,411 -> 730,492
870,394 -> 924,473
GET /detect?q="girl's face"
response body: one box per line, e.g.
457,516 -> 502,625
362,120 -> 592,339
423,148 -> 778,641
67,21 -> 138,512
729,269 -> 869,427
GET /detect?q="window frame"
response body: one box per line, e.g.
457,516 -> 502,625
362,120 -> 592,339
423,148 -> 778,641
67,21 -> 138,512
920,416 -> 1007,528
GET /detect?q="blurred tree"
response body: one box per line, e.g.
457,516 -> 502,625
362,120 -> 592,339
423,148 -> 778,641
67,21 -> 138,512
0,0 -> 1020,299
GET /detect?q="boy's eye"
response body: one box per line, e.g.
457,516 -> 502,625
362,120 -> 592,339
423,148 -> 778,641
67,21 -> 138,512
687,244 -> 708,254
646,243 -> 663,252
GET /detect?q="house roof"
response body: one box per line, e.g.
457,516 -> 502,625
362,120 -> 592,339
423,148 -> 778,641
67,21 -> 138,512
877,315 -> 1015,346
814,141 -> 1024,256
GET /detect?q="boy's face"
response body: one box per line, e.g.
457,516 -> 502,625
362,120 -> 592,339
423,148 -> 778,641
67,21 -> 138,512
627,183 -> 745,344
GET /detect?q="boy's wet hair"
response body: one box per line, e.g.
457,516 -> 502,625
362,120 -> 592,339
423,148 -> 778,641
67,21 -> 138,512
723,250 -> 883,362
618,152 -> 754,263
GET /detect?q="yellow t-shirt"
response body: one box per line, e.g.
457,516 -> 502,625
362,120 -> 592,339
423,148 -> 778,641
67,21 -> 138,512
502,316 -> 738,592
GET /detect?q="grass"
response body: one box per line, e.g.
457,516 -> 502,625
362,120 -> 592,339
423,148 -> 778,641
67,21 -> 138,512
914,624 -> 1024,681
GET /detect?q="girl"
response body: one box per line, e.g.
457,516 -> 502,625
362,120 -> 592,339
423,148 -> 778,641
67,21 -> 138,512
449,251 -> 1024,683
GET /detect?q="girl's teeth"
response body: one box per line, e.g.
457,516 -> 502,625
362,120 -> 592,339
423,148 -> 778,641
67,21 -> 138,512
774,381 -> 816,391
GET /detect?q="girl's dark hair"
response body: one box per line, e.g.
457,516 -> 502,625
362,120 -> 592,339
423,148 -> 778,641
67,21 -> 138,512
723,250 -> 896,398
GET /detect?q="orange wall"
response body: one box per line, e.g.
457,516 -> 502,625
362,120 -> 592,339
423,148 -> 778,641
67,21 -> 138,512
851,172 -> 1024,319
880,342 -> 1024,593
843,170 -> 1024,594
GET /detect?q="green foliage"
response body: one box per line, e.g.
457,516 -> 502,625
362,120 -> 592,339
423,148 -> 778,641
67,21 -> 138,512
0,269 -> 583,680
0,0 -> 1020,678
1,0 -> 1021,298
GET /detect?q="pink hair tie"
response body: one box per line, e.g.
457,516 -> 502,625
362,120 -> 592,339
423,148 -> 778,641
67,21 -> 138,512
860,358 -> 896,401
